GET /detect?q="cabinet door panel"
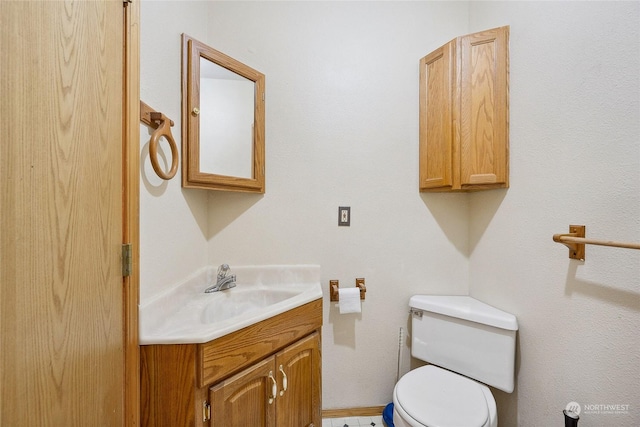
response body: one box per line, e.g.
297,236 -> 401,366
210,357 -> 276,427
276,332 -> 321,427
459,26 -> 509,188
419,41 -> 455,190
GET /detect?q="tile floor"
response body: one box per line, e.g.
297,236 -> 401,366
322,415 -> 385,427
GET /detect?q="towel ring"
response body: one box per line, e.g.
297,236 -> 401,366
148,111 -> 178,180
140,101 -> 178,180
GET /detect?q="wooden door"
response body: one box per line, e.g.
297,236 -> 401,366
459,26 -> 509,188
210,356 -> 276,427
275,332 -> 321,427
1,1 -> 137,425
419,39 -> 456,191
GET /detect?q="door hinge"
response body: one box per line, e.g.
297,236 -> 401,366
122,243 -> 132,277
203,401 -> 211,422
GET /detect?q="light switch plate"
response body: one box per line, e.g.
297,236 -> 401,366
338,206 -> 350,226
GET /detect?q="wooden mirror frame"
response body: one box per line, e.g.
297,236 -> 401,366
181,34 -> 265,192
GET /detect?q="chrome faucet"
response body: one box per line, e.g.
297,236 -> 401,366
205,264 -> 237,293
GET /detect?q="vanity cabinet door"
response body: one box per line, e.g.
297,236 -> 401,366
209,356 -> 276,427
275,332 -> 321,427
419,26 -> 509,192
208,332 -> 321,427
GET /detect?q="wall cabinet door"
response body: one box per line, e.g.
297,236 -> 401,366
420,26 -> 509,192
419,40 -> 456,190
209,332 -> 321,427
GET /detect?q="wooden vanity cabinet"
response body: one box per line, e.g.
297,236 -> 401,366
419,26 -> 509,192
141,299 -> 322,427
210,332 -> 321,427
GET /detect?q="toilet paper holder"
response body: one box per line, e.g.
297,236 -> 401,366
329,278 -> 366,301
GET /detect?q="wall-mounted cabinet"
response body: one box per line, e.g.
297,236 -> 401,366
182,34 -> 265,193
419,26 -> 509,192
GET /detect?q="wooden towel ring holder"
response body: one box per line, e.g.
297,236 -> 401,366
140,101 -> 178,180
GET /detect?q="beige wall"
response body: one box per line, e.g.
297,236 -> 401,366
139,0 -> 210,303
140,0 -> 470,409
468,2 -> 640,426
203,0 -> 472,409
140,1 -> 640,424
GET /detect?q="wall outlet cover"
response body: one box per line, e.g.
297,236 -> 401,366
338,206 -> 350,226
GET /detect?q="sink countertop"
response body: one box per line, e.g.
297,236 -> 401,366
139,265 -> 323,345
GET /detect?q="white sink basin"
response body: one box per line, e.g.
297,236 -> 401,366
139,265 -> 322,344
201,288 -> 300,324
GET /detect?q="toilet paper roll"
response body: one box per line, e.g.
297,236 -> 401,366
338,287 -> 361,314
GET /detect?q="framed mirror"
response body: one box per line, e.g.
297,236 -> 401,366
181,34 -> 265,192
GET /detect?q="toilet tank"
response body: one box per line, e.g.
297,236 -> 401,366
409,295 -> 518,393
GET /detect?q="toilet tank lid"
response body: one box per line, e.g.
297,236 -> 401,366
410,295 -> 518,331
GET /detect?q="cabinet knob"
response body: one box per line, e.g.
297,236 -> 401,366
192,107 -> 200,116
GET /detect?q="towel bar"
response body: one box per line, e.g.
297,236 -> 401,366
553,225 -> 640,260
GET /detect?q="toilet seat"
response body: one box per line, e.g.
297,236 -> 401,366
393,365 -> 491,427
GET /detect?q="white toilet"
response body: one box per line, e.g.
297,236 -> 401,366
393,295 -> 518,427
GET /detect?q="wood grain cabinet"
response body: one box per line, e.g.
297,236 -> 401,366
210,332 -> 321,427
141,299 -> 322,427
419,26 -> 509,192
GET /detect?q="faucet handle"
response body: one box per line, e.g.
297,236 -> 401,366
217,264 -> 230,278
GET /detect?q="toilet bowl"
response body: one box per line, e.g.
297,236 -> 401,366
392,365 -> 497,427
392,295 -> 518,427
